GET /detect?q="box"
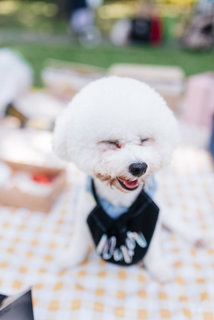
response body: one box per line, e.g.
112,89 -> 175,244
0,160 -> 66,212
42,60 -> 105,100
108,63 -> 185,111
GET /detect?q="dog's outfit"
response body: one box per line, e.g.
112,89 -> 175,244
87,177 -> 159,266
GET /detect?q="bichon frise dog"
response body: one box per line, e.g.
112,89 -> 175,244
53,76 -> 204,282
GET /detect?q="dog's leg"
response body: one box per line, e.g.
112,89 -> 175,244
59,218 -> 91,268
161,209 -> 207,248
143,217 -> 174,283
59,188 -> 94,269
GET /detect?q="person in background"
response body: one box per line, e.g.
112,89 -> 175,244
181,0 -> 214,49
69,0 -> 103,47
110,2 -> 162,46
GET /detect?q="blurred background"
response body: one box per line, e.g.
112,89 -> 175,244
0,1 -> 214,318
0,0 -> 213,210
0,0 -> 213,85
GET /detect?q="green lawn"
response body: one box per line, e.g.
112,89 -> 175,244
1,42 -> 214,87
0,1 -> 213,87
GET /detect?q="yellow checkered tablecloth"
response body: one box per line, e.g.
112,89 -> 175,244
0,147 -> 214,320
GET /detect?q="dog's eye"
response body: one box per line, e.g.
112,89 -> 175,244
140,138 -> 150,145
100,140 -> 121,149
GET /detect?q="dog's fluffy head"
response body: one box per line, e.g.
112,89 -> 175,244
53,76 -> 179,192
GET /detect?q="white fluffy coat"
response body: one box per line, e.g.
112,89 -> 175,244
53,77 -> 204,282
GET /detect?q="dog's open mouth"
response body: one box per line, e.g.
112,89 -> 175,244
117,177 -> 139,191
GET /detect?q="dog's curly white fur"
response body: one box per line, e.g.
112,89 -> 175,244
53,76 -> 205,282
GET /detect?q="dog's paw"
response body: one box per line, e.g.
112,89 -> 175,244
186,230 -> 209,249
193,232 -> 210,249
147,262 -> 175,283
194,238 -> 208,248
57,249 -> 86,270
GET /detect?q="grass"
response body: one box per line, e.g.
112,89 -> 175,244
1,42 -> 214,87
0,1 -> 67,34
0,1 -> 213,87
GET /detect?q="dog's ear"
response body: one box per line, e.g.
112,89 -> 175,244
53,108 -> 71,161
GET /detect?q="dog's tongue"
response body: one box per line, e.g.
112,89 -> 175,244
121,178 -> 138,189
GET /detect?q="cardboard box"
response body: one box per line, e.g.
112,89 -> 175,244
108,63 -> 185,112
0,161 -> 66,212
42,60 -> 105,100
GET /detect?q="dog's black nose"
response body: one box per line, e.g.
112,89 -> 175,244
129,162 -> 148,177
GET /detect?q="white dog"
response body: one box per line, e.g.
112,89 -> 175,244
53,76 -> 204,282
